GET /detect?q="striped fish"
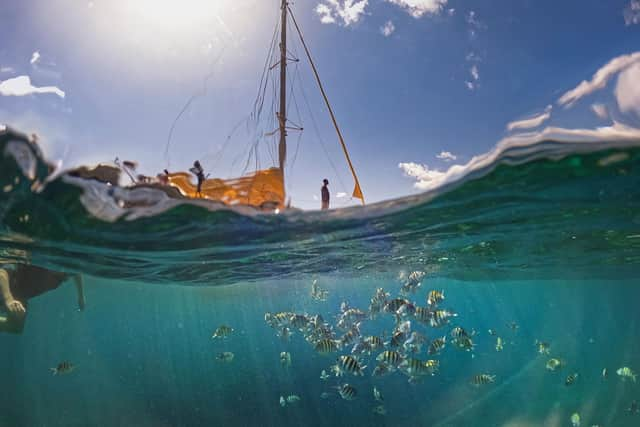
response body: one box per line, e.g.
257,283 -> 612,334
337,383 -> 357,401
336,355 -> 366,376
414,306 -> 433,324
289,314 -> 309,331
399,358 -> 431,377
50,361 -> 74,375
212,325 -> 234,339
471,374 -> 496,386
364,335 -> 384,350
565,373 -> 579,386
388,331 -> 406,348
454,335 -> 475,351
314,338 -> 340,354
428,337 -> 446,355
429,309 -> 457,328
384,298 -> 409,313
427,290 -> 445,306
376,350 -> 403,366
340,325 -> 361,346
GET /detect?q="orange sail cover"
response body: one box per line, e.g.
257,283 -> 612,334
166,167 -> 285,209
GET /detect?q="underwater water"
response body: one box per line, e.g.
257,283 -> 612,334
1,127 -> 640,427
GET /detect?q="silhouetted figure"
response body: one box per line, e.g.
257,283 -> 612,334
189,160 -> 207,196
321,179 -> 330,210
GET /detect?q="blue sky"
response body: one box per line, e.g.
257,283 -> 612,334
0,0 -> 639,209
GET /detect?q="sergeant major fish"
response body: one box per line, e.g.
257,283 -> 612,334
565,373 -> 579,386
50,361 -> 74,375
212,325 -> 233,339
617,366 -> 637,382
333,355 -> 366,376
428,336 -> 446,355
377,350 -> 403,366
471,374 -> 496,386
215,352 -> 235,362
315,338 -> 340,354
427,290 -> 445,306
337,383 -> 357,401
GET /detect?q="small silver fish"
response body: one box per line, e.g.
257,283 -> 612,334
279,396 -> 286,407
373,386 -> 384,402
280,351 -> 291,368
570,412 -> 580,427
286,395 -> 300,404
320,369 -> 330,381
320,392 -> 330,399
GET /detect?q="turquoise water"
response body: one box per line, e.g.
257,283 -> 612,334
1,128 -> 640,426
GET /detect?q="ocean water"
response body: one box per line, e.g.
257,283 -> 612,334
1,125 -> 640,427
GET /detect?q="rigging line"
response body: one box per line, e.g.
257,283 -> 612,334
289,38 -> 348,196
288,6 -> 365,204
164,45 -> 227,170
252,14 -> 280,121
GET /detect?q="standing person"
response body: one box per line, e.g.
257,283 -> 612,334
321,179 -> 330,210
189,160 -> 207,197
0,263 -> 85,334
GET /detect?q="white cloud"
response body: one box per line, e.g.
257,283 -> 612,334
380,20 -> 395,36
624,0 -> 640,25
0,66 -> 13,73
506,105 -> 553,132
465,64 -> 479,91
591,104 -> 608,120
315,0 -> 368,26
399,162 -> 446,189
0,75 -> 65,98
437,151 -> 457,161
30,51 -> 40,65
386,0 -> 448,18
336,192 -> 348,198
447,8 -> 455,16
465,10 -> 486,38
615,62 -> 640,117
470,64 -> 479,81
558,52 -> 640,107
315,4 -> 337,24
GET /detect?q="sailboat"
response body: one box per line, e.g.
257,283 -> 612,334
160,1 -> 364,210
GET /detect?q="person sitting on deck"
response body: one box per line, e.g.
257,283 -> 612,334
0,263 -> 85,334
321,179 -> 330,210
189,160 -> 207,197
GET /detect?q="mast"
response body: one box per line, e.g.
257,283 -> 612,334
278,0 -> 287,175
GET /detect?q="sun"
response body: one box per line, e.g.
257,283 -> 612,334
122,0 -> 226,35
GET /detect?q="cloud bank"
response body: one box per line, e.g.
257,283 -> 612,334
0,75 -> 65,98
